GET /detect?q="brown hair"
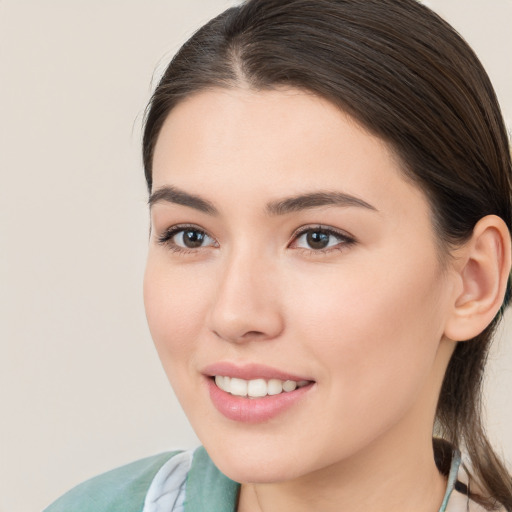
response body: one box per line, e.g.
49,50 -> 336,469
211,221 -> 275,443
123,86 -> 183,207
142,0 -> 512,508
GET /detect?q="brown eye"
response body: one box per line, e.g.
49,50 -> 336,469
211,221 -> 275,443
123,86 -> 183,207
158,226 -> 217,251
306,230 -> 330,249
179,229 -> 208,248
292,227 -> 355,252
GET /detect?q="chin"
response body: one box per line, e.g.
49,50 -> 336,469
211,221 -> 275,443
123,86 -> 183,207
199,436 -> 314,484
214,457 -> 300,484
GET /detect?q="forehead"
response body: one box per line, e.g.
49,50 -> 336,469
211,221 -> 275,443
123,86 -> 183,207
152,87 -> 429,222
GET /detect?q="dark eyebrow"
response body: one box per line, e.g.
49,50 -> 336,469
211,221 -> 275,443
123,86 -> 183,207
148,186 -> 218,215
266,191 -> 377,215
148,186 -> 377,216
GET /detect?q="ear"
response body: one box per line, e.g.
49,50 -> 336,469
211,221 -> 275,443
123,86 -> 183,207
444,215 -> 511,342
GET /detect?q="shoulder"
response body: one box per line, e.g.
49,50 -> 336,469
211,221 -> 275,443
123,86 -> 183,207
445,453 -> 508,512
43,450 -> 185,512
43,448 -> 240,512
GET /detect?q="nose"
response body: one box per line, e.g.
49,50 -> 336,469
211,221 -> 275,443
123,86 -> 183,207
206,250 -> 284,344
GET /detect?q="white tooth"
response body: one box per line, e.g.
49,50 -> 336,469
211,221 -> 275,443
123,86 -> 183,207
247,378 -> 267,398
215,375 -> 231,392
215,375 -> 224,389
297,380 -> 309,388
230,377 -> 248,397
282,380 -> 297,392
219,376 -> 231,392
267,379 -> 283,395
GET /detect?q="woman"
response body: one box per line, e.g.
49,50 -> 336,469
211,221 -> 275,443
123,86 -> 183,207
45,0 -> 512,510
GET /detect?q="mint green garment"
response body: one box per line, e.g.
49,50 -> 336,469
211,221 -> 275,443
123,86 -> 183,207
44,446 -> 467,512
43,452 -> 182,512
183,447 -> 239,512
43,447 -> 239,512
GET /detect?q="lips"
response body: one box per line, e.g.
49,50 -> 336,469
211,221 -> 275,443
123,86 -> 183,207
202,362 -> 315,423
202,362 -> 312,382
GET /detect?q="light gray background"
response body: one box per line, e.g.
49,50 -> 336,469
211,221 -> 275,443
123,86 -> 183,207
0,1 -> 510,511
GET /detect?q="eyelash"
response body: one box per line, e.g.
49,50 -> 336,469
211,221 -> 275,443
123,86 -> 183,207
156,224 -> 356,255
157,224 -> 217,254
289,225 -> 356,255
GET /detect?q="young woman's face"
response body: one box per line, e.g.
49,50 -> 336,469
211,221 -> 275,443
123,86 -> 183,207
144,88 -> 457,483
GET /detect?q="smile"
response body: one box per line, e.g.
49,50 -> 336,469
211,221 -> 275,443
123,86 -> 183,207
214,376 -> 311,398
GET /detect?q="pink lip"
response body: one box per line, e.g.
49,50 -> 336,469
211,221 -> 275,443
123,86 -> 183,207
202,362 -> 315,423
202,362 -> 311,382
206,379 -> 314,423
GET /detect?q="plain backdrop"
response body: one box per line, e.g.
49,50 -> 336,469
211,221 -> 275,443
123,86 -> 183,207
0,1 -> 511,511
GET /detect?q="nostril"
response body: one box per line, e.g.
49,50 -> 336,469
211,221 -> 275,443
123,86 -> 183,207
213,329 -> 266,342
242,330 -> 265,338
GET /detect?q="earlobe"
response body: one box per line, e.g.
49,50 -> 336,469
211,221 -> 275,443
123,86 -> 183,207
444,215 -> 511,342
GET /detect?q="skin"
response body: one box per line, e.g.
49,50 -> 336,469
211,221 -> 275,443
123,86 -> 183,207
144,88 -> 464,512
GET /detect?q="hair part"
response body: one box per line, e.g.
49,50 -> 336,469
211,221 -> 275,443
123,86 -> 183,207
143,1 -> 512,508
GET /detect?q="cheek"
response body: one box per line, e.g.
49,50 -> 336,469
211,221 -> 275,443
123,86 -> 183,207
288,256 -> 447,396
143,255 -> 210,365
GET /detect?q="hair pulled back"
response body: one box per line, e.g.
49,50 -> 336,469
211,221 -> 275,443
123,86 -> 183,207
143,0 -> 512,508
